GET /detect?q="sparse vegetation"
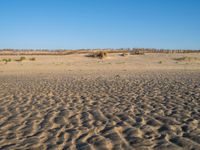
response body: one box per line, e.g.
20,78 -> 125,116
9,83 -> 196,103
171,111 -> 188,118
120,53 -> 128,56
86,51 -> 108,59
20,56 -> 26,61
0,57 -> 37,63
174,56 -> 200,62
129,51 -> 145,55
1,58 -> 11,64
15,57 -> 26,62
29,57 -> 36,61
97,51 -> 107,59
158,61 -> 162,64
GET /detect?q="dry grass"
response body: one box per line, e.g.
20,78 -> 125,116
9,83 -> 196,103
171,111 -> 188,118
15,57 -> 26,62
129,51 -> 145,55
174,56 -> 200,62
29,57 -> 36,61
120,53 -> 129,56
86,51 -> 108,59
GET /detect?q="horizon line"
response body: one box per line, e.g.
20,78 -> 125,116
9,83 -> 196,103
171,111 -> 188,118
1,48 -> 200,51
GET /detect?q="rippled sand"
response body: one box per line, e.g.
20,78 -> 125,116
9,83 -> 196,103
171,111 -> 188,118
0,54 -> 200,150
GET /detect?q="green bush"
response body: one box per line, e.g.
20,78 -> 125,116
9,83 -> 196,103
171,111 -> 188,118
2,58 -> 11,64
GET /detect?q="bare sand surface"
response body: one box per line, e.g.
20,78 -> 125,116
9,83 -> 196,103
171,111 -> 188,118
0,53 -> 200,150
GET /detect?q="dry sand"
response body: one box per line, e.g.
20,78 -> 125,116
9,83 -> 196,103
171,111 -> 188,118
0,53 -> 200,150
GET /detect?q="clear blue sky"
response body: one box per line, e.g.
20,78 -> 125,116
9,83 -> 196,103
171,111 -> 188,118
0,0 -> 200,49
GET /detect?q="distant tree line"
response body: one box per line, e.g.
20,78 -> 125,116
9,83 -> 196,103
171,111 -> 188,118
0,48 -> 200,55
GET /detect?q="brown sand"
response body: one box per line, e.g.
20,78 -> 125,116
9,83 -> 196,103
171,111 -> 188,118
0,53 -> 200,150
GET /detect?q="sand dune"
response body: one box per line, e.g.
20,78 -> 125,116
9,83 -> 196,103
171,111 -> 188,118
0,54 -> 200,149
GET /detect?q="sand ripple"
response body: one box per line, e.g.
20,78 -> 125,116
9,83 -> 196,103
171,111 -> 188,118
0,71 -> 200,149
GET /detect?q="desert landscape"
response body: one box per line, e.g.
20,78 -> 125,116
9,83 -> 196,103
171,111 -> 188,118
0,51 -> 200,150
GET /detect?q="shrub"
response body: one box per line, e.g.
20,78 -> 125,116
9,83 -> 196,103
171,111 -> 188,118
86,51 -> 108,59
129,51 -> 145,55
97,51 -> 107,59
120,53 -> 128,56
15,56 -> 26,62
2,58 -> 11,64
29,57 -> 36,61
20,57 -> 26,61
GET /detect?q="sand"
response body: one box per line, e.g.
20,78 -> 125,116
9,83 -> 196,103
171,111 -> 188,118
0,53 -> 200,150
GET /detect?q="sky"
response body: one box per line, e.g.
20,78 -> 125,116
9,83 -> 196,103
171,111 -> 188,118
0,0 -> 200,49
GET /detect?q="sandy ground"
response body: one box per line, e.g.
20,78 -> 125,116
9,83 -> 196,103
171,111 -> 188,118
0,53 -> 200,150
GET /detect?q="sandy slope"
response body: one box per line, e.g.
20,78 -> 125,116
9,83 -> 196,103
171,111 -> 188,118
0,53 -> 200,150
